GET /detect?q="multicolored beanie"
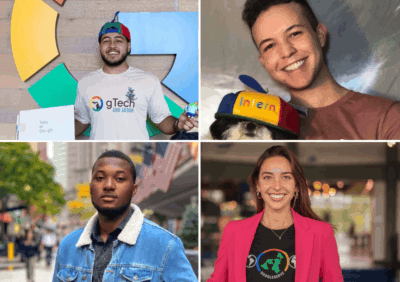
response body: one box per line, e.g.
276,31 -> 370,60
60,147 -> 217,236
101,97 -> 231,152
215,91 -> 299,136
98,11 -> 131,43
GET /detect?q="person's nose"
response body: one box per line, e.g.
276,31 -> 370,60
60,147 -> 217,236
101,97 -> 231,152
279,39 -> 296,59
272,178 -> 283,189
110,39 -> 117,48
104,177 -> 116,190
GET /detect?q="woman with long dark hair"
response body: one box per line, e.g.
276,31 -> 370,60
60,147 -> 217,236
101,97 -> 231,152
208,146 -> 343,282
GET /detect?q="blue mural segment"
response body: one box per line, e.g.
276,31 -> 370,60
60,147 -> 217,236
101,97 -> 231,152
119,12 -> 198,103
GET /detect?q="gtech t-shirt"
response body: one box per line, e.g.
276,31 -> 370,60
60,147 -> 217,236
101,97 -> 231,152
246,223 -> 295,282
74,67 -> 171,140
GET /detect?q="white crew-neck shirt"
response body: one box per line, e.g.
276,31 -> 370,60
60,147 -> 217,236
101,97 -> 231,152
74,67 -> 171,140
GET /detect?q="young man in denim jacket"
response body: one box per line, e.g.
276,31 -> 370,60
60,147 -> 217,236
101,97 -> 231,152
52,150 -> 197,282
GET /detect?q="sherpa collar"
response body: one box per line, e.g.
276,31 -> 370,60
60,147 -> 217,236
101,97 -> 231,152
75,204 -> 144,248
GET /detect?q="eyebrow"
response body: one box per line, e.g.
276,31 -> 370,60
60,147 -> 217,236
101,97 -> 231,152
101,35 -> 125,41
257,24 -> 305,49
93,169 -> 127,174
261,171 -> 293,175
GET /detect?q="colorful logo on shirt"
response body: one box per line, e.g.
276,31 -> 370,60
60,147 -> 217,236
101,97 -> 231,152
256,249 -> 290,279
126,87 -> 137,103
90,88 -> 137,113
90,96 -> 103,111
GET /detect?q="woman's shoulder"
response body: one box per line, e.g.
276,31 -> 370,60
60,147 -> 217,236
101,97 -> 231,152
299,214 -> 333,233
225,212 -> 262,231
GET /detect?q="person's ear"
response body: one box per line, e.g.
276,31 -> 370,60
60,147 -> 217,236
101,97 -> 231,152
132,184 -> 139,197
128,42 -> 131,54
316,23 -> 328,48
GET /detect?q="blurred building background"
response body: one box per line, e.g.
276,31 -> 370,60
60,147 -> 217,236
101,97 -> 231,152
201,142 -> 399,281
0,141 -> 199,280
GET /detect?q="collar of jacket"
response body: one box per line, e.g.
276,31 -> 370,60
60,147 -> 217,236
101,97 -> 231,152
75,204 -> 144,248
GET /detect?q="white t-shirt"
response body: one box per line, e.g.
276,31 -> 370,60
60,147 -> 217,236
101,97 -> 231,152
42,232 -> 57,247
74,67 -> 171,140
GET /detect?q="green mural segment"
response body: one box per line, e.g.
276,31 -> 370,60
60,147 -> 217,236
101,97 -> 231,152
28,63 -> 77,108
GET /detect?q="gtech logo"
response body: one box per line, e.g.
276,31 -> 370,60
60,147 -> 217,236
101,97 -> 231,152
90,96 -> 103,111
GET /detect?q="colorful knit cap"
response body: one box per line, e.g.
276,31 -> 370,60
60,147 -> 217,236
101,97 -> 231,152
215,91 -> 300,136
98,12 -> 131,43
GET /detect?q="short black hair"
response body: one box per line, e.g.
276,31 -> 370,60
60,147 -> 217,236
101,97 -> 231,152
92,150 -> 136,183
242,0 -> 319,31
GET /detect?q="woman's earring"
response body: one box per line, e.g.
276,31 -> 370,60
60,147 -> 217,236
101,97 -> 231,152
256,191 -> 262,199
292,191 -> 298,208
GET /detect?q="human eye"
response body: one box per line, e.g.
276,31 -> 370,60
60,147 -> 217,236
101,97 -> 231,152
263,43 -> 275,52
263,175 -> 272,180
116,176 -> 126,182
290,31 -> 302,38
283,175 -> 292,180
95,176 -> 104,181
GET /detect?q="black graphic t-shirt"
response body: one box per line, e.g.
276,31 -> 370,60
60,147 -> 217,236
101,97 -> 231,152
246,223 -> 296,282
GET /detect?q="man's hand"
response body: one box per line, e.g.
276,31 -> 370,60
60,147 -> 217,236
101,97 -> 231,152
177,110 -> 198,131
75,119 -> 90,137
156,111 -> 198,135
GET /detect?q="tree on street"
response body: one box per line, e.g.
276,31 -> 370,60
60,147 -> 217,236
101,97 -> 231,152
0,143 -> 65,234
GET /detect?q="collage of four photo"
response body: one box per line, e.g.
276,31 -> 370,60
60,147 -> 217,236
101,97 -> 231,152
1,0 -> 400,281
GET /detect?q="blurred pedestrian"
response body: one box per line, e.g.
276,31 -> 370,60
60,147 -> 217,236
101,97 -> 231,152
22,229 -> 39,282
40,228 -> 57,268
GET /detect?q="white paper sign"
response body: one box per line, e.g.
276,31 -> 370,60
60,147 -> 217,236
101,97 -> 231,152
17,105 -> 74,140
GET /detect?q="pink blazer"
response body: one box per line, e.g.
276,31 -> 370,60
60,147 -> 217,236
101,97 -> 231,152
208,209 -> 343,282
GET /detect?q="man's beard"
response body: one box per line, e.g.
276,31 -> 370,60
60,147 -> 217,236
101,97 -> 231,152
92,199 -> 131,220
100,49 -> 130,67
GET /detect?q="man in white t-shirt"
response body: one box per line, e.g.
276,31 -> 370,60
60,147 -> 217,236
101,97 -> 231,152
40,229 -> 57,268
74,14 -> 198,140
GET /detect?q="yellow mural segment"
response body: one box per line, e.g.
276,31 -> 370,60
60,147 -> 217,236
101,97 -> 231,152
11,0 -> 59,81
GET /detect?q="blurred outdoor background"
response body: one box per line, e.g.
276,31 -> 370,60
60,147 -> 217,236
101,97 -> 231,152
0,141 -> 199,281
201,142 -> 399,282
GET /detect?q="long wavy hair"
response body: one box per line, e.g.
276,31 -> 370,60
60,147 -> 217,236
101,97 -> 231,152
249,145 -> 323,221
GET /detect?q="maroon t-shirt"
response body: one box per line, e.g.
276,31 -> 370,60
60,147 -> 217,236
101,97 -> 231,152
300,91 -> 400,140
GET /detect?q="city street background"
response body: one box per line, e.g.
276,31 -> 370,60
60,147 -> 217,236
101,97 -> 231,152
0,142 -> 199,281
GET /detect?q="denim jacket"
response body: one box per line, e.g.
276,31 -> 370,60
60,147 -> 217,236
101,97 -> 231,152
52,204 -> 197,282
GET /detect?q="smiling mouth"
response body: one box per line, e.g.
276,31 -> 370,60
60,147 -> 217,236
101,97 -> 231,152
269,194 -> 285,201
284,59 -> 306,71
108,51 -> 119,55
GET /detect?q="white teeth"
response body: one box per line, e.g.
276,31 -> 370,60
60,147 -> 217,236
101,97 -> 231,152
270,194 -> 284,199
109,52 -> 118,54
284,59 -> 305,71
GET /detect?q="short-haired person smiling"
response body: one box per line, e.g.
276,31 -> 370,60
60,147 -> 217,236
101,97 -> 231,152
53,150 -> 197,282
74,13 -> 198,140
208,146 -> 343,282
242,0 -> 400,140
